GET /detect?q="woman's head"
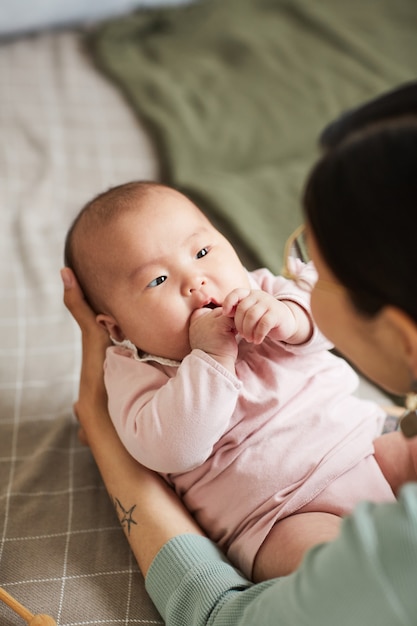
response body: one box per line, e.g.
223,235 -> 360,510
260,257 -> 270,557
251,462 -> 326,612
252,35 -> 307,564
302,84 -> 417,395
305,119 -> 417,321
319,80 -> 417,150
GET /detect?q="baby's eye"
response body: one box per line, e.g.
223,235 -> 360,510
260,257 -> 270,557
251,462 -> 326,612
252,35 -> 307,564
196,247 -> 209,259
147,275 -> 167,288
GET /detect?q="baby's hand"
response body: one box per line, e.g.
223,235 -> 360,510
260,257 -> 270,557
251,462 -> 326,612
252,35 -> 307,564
222,288 -> 303,345
189,307 -> 238,372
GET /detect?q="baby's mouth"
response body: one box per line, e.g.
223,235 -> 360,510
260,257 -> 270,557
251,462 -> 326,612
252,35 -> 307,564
203,301 -> 220,309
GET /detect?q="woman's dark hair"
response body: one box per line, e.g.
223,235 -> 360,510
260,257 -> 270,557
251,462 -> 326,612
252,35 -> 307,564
319,81 -> 417,149
303,81 -> 417,321
304,119 -> 417,321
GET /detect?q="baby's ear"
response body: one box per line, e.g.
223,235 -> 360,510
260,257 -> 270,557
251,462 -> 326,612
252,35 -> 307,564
96,314 -> 125,342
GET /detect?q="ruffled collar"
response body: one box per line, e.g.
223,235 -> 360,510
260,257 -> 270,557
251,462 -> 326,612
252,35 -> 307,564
110,336 -> 181,367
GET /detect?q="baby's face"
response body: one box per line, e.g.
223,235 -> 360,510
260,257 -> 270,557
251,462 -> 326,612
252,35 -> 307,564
96,188 -> 250,360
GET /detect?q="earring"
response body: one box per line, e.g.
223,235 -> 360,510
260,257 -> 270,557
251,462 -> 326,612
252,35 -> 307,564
400,381 -> 417,438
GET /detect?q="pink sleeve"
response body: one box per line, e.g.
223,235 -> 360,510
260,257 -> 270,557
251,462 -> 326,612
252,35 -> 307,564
104,347 -> 241,474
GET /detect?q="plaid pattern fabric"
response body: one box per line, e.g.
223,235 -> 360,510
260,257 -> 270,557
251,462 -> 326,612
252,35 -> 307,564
0,28 -> 162,625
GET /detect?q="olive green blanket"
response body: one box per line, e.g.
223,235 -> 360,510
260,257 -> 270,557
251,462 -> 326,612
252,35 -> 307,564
87,0 -> 417,272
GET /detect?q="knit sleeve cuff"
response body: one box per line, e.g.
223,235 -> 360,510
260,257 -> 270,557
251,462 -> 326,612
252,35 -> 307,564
145,534 -> 250,624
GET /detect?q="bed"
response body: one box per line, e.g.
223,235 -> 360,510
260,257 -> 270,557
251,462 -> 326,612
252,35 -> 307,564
1,1 -> 415,624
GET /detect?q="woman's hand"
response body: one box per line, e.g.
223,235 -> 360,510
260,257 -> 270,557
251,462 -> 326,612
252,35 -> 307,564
61,267 -> 110,443
61,268 -> 204,577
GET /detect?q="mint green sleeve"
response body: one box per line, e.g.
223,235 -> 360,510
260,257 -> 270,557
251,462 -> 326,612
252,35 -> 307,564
146,484 -> 417,626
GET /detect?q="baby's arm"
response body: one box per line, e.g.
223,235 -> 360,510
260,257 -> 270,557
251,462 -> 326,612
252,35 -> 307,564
104,348 -> 240,474
222,288 -> 313,346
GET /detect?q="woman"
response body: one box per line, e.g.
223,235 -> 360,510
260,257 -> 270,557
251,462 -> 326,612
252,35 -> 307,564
62,81 -> 417,625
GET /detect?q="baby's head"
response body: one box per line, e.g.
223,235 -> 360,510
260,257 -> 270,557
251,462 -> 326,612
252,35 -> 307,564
65,181 -> 153,315
65,181 -> 250,361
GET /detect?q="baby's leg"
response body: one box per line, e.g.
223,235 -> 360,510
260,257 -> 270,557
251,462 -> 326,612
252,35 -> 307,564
252,511 -> 341,582
374,431 -> 417,495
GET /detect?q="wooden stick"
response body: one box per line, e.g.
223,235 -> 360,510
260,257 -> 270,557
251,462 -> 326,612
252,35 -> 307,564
0,587 -> 57,626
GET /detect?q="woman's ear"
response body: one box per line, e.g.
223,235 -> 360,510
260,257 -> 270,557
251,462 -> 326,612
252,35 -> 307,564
96,314 -> 125,342
384,306 -> 417,377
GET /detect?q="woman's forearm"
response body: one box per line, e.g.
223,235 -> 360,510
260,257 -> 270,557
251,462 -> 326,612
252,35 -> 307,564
82,408 -> 204,577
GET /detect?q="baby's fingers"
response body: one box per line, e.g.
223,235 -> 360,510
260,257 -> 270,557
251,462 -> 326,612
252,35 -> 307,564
222,288 -> 251,317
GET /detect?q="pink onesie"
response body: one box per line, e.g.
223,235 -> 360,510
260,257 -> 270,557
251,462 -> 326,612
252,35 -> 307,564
104,263 -> 392,577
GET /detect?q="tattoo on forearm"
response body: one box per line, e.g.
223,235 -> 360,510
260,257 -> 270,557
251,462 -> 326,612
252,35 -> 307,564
113,496 -> 138,535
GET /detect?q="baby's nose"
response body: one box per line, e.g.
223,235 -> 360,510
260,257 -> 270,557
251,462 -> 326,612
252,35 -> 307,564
183,274 -> 206,295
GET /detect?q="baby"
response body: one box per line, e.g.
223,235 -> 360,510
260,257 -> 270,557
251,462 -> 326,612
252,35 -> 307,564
65,180 -> 415,581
